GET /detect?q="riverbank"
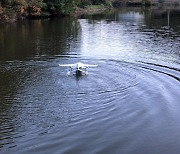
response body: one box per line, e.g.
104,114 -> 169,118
74,5 -> 110,16
1,0 -> 179,23
0,4 -> 110,23
112,0 -> 180,7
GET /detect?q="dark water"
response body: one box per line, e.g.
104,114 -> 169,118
0,7 -> 180,154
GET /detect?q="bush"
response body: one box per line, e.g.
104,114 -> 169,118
79,0 -> 92,8
142,0 -> 151,6
27,0 -> 46,17
145,0 -> 151,6
158,0 -> 165,4
0,4 -> 3,15
174,1 -> 180,6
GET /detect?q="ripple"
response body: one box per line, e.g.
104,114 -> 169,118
1,9 -> 180,153
137,61 -> 180,81
1,57 -> 180,154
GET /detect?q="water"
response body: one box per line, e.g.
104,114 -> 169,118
0,7 -> 180,154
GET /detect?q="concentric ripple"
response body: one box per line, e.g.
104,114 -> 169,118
0,7 -> 180,154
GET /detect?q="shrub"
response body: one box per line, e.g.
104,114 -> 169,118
0,3 -> 3,15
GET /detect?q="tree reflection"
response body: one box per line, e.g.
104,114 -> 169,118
144,6 -> 180,33
0,17 -> 81,150
0,17 -> 81,61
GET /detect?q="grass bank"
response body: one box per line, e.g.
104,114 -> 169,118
74,5 -> 110,16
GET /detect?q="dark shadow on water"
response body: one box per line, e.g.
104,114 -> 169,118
0,17 -> 81,61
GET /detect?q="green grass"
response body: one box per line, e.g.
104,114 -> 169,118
86,5 -> 105,10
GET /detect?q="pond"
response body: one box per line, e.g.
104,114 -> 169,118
0,7 -> 180,154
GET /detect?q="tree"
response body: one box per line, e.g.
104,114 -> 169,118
27,0 -> 47,17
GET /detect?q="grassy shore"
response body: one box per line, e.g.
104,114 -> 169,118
74,5 -> 110,16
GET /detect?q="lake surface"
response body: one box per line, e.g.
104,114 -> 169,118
0,7 -> 180,154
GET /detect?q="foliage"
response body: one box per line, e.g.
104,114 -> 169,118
60,0 -> 81,14
0,0 -> 114,19
78,0 -> 92,8
142,0 -> 151,6
158,0 -> 165,3
173,1 -> 180,6
27,0 -> 47,17
0,3 -> 4,15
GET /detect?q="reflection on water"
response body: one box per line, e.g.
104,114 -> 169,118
0,7 -> 180,154
79,7 -> 179,64
144,8 -> 180,31
0,17 -> 81,60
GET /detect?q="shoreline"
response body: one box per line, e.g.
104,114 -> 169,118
112,0 -> 180,7
0,2 -> 179,23
0,5 -> 110,23
73,5 -> 110,16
